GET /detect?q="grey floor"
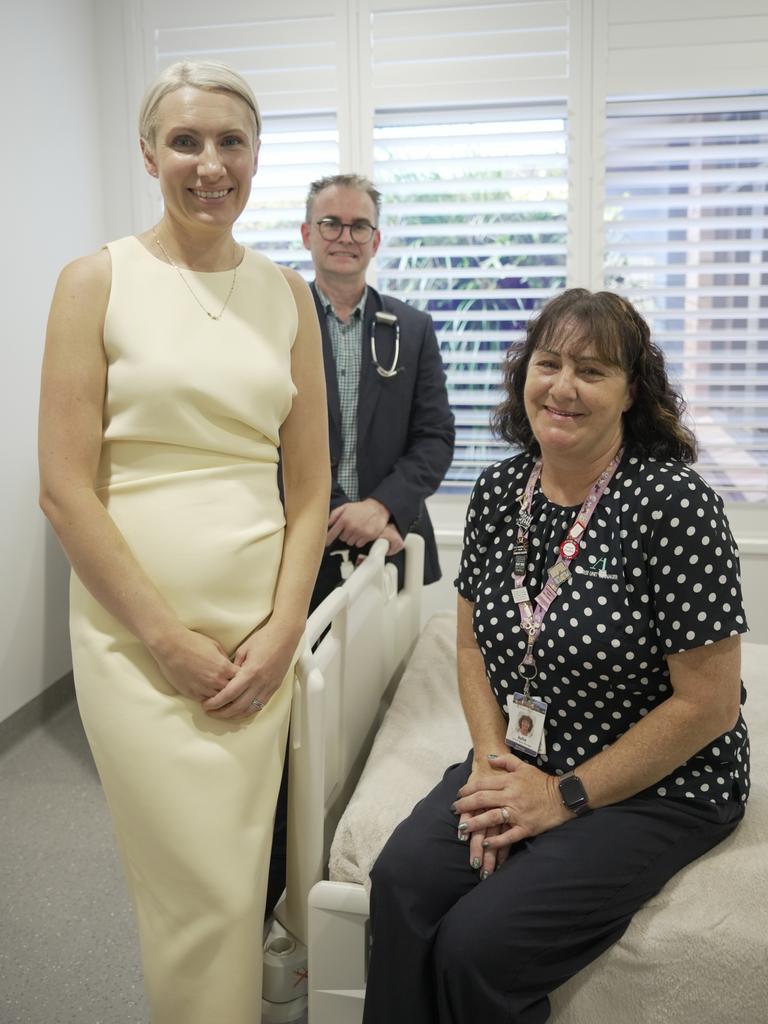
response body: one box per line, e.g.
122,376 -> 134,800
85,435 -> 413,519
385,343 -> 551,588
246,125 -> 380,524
0,688 -> 147,1024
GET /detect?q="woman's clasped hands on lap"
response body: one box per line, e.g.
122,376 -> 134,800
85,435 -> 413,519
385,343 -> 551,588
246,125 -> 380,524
453,753 -> 568,875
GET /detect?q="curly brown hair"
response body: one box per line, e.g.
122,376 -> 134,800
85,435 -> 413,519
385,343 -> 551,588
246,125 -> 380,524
491,289 -> 697,463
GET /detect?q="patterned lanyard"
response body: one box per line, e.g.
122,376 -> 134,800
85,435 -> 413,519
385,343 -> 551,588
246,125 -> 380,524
512,449 -> 624,695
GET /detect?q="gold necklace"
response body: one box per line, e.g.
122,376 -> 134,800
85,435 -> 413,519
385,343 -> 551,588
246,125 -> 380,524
153,231 -> 238,321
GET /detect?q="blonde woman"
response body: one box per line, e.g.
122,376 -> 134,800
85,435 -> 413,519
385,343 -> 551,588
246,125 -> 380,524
39,60 -> 329,1023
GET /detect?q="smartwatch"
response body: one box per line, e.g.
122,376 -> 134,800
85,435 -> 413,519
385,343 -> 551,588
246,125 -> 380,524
558,771 -> 590,816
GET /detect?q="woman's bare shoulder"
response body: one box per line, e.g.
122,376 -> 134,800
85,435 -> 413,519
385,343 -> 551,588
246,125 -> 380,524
60,244 -> 111,284
48,247 -> 112,343
56,246 -> 112,296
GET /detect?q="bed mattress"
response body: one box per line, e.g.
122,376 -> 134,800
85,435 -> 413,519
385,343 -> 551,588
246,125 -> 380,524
329,611 -> 470,887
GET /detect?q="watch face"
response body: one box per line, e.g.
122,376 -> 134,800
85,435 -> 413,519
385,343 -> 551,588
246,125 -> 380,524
559,774 -> 588,811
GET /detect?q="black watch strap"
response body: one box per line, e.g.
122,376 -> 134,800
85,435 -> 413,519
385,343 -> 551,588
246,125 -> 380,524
558,771 -> 590,816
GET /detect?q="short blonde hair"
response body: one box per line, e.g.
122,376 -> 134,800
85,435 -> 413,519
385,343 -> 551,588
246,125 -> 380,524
139,59 -> 261,151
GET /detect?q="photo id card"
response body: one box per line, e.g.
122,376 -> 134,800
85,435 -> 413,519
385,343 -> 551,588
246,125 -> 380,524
506,693 -> 547,757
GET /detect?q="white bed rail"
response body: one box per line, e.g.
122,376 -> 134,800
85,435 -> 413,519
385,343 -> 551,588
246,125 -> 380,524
273,534 -> 424,948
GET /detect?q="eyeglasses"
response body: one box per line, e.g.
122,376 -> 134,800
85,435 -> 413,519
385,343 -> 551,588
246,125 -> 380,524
315,217 -> 377,244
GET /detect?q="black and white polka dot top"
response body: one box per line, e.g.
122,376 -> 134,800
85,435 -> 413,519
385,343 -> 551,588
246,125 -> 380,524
455,451 -> 750,806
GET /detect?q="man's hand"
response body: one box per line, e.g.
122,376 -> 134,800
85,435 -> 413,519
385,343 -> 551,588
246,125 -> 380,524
352,523 -> 405,567
325,498 -> 390,548
378,522 -> 405,556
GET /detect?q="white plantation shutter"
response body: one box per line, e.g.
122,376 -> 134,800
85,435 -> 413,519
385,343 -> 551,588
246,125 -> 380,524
369,0 -> 570,489
368,0 -> 569,107
151,6 -> 341,117
146,3 -> 342,269
235,115 -> 339,272
603,0 -> 768,97
130,0 -> 768,503
603,95 -> 768,501
374,109 -> 568,489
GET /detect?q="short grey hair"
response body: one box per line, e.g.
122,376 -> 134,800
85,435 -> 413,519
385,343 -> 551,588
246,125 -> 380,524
139,59 -> 261,152
305,174 -> 382,223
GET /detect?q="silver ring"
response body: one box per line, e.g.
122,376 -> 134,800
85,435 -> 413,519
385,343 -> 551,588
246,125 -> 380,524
250,698 -> 265,711
500,807 -> 510,824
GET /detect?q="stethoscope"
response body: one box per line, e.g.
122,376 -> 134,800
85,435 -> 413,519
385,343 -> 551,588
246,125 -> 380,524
371,310 -> 402,378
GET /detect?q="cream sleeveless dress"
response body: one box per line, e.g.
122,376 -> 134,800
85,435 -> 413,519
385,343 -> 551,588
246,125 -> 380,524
69,236 -> 298,1023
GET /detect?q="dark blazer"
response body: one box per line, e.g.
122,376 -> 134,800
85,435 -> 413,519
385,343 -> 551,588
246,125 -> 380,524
312,283 -> 455,584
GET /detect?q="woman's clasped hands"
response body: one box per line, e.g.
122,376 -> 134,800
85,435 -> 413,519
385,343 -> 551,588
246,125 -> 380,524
452,753 -> 571,877
150,623 -> 297,719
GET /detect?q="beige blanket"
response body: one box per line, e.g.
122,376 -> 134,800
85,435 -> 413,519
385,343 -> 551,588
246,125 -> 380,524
329,615 -> 768,1023
329,612 -> 470,886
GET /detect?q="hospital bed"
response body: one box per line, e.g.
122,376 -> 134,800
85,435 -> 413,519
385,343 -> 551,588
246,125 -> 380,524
263,535 -> 768,1024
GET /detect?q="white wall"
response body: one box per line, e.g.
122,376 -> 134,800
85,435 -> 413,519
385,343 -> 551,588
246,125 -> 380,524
94,0 -> 149,241
0,0 -> 105,723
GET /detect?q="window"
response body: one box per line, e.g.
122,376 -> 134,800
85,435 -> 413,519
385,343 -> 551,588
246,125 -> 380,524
139,0 -> 768,502
367,0 -> 570,489
604,95 -> 768,501
235,114 -> 339,274
374,106 -> 567,489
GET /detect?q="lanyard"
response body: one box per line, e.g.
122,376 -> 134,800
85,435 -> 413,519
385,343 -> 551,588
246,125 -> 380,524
513,449 -> 624,696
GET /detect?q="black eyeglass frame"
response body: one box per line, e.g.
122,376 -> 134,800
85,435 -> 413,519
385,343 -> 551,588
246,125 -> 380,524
315,217 -> 378,244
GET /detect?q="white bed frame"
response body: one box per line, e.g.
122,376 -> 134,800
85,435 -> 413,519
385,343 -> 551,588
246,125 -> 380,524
262,534 -> 425,1024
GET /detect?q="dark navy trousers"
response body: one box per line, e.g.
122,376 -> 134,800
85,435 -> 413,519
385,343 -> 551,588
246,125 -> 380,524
363,751 -> 743,1024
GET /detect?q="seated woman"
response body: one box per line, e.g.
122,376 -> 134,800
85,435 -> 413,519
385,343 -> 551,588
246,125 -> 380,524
362,289 -> 750,1024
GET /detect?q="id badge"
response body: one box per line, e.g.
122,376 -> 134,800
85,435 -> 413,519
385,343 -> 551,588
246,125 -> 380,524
506,693 -> 547,757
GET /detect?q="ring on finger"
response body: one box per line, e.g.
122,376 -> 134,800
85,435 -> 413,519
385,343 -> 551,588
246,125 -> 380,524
500,806 -> 510,824
250,698 -> 265,711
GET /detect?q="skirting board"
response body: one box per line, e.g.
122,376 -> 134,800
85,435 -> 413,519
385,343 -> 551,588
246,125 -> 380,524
0,672 -> 75,757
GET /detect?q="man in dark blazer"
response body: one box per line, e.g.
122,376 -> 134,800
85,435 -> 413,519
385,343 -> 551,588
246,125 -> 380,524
266,174 -> 454,917
301,173 -> 455,611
